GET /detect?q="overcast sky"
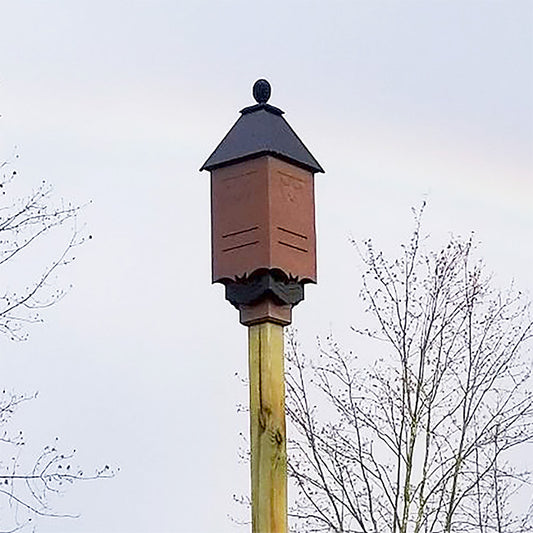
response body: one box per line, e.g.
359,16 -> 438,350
0,1 -> 532,532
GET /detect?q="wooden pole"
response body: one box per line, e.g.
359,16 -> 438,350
248,321 -> 287,533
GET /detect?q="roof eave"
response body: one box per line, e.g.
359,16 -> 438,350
201,150 -> 324,174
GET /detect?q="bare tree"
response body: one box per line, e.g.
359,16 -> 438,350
1,156 -> 87,341
286,206 -> 533,533
0,389 -> 113,533
0,156 -> 113,532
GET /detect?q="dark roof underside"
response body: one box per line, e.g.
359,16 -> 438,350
201,108 -> 324,174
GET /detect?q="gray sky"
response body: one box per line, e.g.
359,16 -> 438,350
0,1 -> 532,532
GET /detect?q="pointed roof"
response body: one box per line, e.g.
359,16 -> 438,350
201,80 -> 324,174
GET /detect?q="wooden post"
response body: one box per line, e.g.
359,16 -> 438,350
248,321 -> 287,533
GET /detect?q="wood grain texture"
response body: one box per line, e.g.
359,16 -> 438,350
248,322 -> 287,533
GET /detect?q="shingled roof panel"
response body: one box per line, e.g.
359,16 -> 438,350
201,104 -> 324,174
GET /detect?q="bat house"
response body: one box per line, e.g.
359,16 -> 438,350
201,79 -> 324,325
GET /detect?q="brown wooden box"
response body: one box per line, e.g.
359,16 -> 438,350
211,155 -> 316,284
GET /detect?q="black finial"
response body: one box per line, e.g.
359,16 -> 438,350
253,79 -> 271,104
240,79 -> 283,116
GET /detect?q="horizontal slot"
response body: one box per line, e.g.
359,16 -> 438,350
277,226 -> 307,240
222,170 -> 258,182
222,226 -> 259,239
222,241 -> 259,252
278,240 -> 308,253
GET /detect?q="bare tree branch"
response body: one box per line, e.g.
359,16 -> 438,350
287,206 -> 533,533
0,155 -> 111,531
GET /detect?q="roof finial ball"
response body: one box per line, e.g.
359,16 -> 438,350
253,79 -> 271,104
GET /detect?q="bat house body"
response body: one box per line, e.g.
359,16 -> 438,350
211,155 -> 316,284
